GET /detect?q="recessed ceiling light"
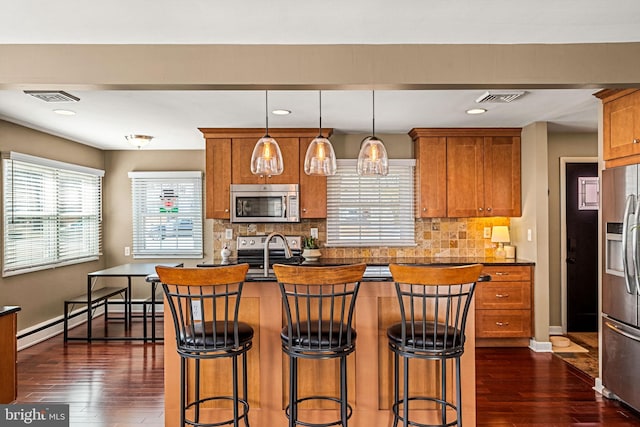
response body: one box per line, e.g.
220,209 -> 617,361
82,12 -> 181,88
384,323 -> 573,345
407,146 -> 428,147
53,109 -> 76,116
466,108 -> 487,115
272,109 -> 291,115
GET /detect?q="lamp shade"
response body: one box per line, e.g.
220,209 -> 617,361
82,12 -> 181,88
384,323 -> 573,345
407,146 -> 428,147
491,226 -> 511,243
304,136 -> 337,176
250,135 -> 284,176
357,136 -> 389,176
125,134 -> 153,149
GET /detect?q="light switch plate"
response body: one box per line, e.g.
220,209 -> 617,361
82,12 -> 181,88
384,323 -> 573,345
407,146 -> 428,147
124,246 -> 130,256
225,229 -> 233,240
310,228 -> 318,239
483,227 -> 491,238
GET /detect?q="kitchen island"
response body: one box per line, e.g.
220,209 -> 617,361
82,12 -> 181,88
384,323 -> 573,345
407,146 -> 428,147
162,258 -> 533,427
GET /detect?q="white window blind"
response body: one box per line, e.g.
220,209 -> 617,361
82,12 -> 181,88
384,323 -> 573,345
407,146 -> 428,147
2,152 -> 104,277
129,171 -> 203,258
327,159 -> 416,247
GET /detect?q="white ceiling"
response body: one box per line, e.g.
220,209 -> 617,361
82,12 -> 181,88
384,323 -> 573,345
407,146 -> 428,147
2,0 -> 639,150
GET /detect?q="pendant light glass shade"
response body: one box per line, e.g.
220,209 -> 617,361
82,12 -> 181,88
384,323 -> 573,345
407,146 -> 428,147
251,91 -> 284,176
357,136 -> 389,176
304,91 -> 337,176
357,91 -> 389,176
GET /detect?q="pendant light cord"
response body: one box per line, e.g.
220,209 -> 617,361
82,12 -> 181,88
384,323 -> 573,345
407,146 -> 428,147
318,90 -> 323,137
265,90 -> 270,136
372,90 -> 376,137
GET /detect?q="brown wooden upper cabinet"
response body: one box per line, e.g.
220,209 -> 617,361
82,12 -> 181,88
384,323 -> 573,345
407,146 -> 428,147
410,128 -> 522,218
200,128 -> 329,219
596,89 -> 640,168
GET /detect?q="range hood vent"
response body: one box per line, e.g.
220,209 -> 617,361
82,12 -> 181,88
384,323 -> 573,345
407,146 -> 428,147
24,90 -> 80,103
475,91 -> 525,103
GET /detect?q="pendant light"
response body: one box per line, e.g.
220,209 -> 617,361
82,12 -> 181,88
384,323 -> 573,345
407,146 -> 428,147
304,91 -> 337,176
251,91 -> 284,176
357,91 -> 389,176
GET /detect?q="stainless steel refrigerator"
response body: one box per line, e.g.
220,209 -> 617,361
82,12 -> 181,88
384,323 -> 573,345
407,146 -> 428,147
602,165 -> 640,412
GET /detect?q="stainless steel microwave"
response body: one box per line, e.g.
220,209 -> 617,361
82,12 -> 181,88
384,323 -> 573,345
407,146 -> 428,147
230,184 -> 300,223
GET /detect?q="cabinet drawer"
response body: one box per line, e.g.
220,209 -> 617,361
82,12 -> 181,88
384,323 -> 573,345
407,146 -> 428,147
476,310 -> 532,338
476,282 -> 531,309
482,266 -> 531,282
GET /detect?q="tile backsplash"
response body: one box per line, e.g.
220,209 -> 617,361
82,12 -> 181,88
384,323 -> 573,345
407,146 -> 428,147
212,217 -> 510,260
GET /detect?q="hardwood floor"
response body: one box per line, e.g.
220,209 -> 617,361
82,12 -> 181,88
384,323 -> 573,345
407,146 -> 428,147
13,320 -> 640,426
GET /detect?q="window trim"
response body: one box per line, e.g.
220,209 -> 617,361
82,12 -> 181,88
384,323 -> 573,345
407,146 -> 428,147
2,151 -> 104,277
128,171 -> 203,259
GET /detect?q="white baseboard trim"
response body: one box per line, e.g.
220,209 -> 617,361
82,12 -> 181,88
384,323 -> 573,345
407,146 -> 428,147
529,338 -> 553,352
17,301 -> 164,351
594,377 -> 604,394
548,325 -> 564,335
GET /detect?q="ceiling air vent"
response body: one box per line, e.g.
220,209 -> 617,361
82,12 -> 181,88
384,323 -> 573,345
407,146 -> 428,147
24,90 -> 80,103
475,91 -> 525,104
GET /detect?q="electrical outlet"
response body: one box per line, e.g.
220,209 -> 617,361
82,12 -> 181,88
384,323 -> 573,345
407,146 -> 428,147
225,229 -> 233,240
124,246 -> 130,256
484,227 -> 491,238
310,228 -> 318,239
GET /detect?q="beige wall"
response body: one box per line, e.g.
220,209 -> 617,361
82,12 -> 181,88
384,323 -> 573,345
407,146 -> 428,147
0,120 -> 105,329
546,132 -> 598,329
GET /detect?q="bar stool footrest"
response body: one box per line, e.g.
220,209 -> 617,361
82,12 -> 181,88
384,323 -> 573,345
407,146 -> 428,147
285,396 -> 353,427
391,396 -> 458,427
185,396 -> 249,427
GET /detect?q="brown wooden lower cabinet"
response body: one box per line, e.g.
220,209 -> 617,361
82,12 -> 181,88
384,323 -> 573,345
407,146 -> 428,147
0,306 -> 20,404
476,265 -> 534,346
163,281 -> 477,427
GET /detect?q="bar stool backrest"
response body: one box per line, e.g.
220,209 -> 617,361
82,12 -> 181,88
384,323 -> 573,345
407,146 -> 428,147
273,263 -> 366,355
389,263 -> 483,357
156,264 -> 250,356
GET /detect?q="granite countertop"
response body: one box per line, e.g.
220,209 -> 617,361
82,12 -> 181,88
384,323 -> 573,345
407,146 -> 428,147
192,257 -> 534,282
0,306 -> 21,316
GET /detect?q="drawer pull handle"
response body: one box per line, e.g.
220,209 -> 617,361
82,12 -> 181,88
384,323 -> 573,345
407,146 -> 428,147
495,322 -> 510,327
495,293 -> 510,298
494,272 -> 509,276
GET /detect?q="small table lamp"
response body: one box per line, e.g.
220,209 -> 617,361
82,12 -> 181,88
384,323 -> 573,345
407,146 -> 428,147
491,226 -> 510,258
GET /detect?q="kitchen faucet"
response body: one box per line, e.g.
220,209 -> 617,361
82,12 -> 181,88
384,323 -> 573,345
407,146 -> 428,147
263,232 -> 293,277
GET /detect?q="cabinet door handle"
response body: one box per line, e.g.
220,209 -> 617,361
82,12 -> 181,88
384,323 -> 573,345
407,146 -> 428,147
224,208 -> 229,213
634,138 -> 640,144
302,208 -> 307,212
423,208 -> 427,212
495,293 -> 510,298
478,207 -> 484,212
495,322 -> 510,327
487,207 -> 492,212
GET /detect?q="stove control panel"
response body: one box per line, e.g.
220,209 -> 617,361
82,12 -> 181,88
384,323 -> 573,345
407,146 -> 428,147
237,235 -> 301,250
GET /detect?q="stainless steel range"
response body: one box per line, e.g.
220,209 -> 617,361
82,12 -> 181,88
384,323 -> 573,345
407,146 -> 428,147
236,235 -> 303,276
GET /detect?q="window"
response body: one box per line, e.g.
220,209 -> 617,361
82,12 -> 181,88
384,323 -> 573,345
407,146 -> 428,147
326,159 -> 416,247
2,152 -> 104,277
129,171 -> 203,258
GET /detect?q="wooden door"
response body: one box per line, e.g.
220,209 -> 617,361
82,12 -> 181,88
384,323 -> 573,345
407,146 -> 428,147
446,136 -> 484,217
415,136 -> 447,217
299,137 -> 327,218
483,136 -> 521,217
205,138 -> 232,219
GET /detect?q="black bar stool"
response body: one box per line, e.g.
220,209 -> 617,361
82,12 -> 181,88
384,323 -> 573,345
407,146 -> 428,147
387,263 -> 484,427
156,264 -> 252,427
273,263 -> 366,427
